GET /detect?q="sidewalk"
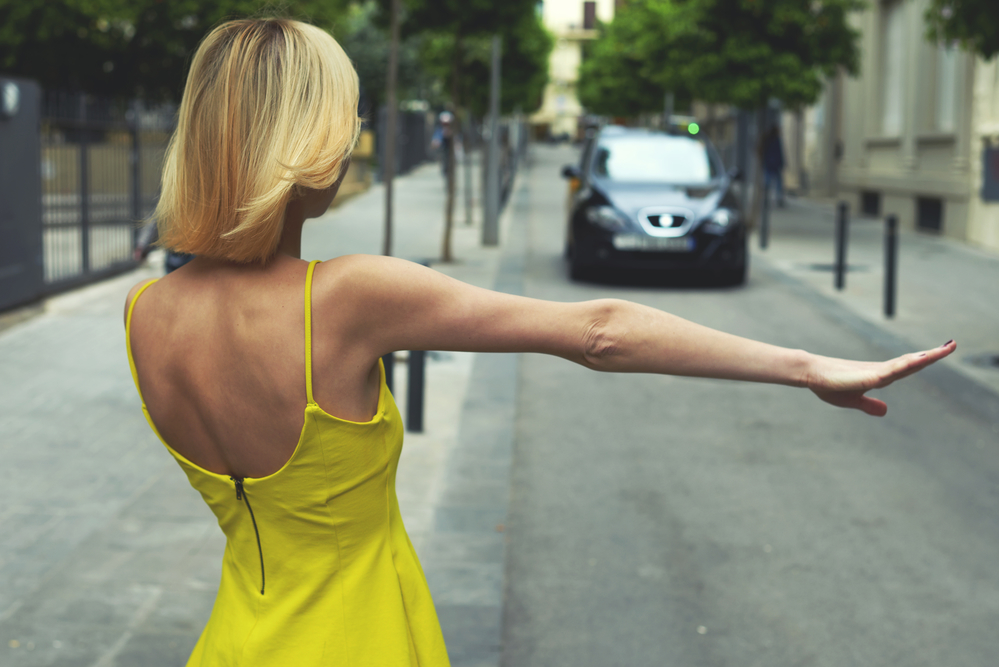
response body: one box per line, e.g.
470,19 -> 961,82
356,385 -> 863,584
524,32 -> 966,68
0,155 -> 519,667
752,197 -> 999,412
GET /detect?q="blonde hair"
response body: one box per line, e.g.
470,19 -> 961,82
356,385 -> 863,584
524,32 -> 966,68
155,18 -> 361,263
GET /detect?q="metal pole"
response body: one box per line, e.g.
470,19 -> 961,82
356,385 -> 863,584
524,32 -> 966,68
884,214 -> 898,318
759,178 -> 770,249
483,34 -> 501,246
834,201 -> 848,290
663,91 -> 674,130
382,0 -> 400,257
130,101 -> 142,257
406,350 -> 426,433
79,126 -> 90,275
736,109 -> 750,215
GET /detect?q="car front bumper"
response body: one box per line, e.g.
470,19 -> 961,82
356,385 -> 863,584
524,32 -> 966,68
572,227 -> 746,272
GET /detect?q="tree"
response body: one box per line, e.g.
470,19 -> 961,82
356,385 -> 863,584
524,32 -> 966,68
338,1 -> 433,113
461,12 -> 553,118
0,0 -> 348,100
578,0 -> 863,224
673,0 -> 863,225
377,0 -> 544,262
925,0 -> 999,61
577,13 -> 671,118
420,14 -> 552,118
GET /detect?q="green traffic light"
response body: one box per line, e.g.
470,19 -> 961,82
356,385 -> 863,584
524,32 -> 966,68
688,122 -> 700,135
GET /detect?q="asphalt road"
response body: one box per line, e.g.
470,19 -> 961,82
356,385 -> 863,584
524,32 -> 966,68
502,146 -> 999,667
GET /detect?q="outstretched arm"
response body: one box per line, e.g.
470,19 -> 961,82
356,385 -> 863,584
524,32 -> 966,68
325,255 -> 955,417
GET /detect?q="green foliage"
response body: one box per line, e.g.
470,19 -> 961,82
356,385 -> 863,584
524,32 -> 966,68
925,0 -> 999,60
420,12 -> 552,116
397,0 -> 538,41
338,1 -> 431,111
577,15 -> 670,117
0,0 -> 348,100
375,0 -> 550,114
578,0 -> 864,116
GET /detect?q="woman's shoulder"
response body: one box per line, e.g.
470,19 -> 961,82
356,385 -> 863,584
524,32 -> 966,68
123,278 -> 159,328
312,253 -> 421,295
310,253 -> 441,327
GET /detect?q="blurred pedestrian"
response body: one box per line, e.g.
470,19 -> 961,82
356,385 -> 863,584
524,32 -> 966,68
430,110 -> 454,179
123,17 -> 955,667
134,220 -> 195,273
761,124 -> 786,207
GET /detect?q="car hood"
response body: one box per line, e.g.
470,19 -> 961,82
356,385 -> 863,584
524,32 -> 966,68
595,179 -> 727,222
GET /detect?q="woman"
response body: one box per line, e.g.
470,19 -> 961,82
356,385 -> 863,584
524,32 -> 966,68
124,17 -> 954,667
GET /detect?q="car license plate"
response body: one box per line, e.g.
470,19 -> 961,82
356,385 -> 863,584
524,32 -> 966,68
612,235 -> 694,252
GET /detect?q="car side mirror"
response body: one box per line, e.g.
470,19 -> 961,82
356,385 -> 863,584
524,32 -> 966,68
728,167 -> 742,182
561,164 -> 581,180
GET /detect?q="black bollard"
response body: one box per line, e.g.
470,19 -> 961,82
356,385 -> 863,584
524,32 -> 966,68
406,350 -> 426,433
884,214 -> 898,318
759,184 -> 770,250
834,201 -> 849,291
382,353 -> 395,394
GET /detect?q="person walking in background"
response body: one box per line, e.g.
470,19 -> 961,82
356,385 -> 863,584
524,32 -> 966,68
430,110 -> 455,180
761,124 -> 786,207
123,17 -> 955,666
134,220 -> 195,273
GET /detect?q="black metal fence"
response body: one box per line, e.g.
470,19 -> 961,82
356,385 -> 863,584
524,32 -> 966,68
375,107 -> 432,180
40,92 -> 173,289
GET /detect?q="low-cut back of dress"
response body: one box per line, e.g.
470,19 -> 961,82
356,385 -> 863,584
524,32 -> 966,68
125,260 -> 450,666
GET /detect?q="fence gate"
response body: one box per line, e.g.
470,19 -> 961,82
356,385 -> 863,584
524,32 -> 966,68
40,92 -> 172,291
0,77 -> 43,312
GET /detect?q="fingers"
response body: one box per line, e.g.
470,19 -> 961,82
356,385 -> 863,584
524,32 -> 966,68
812,341 -> 955,416
875,340 -> 957,388
857,395 -> 888,417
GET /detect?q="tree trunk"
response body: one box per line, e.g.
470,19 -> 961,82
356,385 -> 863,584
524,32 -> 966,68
382,0 -> 400,257
441,36 -> 462,263
464,113 -> 474,225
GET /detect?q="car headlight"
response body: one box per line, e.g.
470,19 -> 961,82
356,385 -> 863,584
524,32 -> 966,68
703,208 -> 738,234
585,206 -> 629,231
711,209 -> 735,226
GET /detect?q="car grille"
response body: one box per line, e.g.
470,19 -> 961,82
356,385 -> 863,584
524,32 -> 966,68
637,207 -> 695,237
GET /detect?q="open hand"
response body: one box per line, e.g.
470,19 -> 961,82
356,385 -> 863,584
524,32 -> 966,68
806,340 -> 956,416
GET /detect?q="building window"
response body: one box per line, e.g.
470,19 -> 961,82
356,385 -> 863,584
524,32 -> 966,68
936,44 -> 958,132
881,1 -> 905,136
917,197 -> 943,232
861,191 -> 881,217
583,2 -> 597,30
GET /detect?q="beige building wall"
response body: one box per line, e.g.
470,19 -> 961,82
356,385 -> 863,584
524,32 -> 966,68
531,0 -> 616,138
968,59 -> 999,251
815,0 -> 999,252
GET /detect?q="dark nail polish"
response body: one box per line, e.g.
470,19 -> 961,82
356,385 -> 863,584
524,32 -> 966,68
919,353 -> 926,357
942,339 -> 954,347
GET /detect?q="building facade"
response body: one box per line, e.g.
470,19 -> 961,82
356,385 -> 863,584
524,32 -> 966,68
810,0 -> 999,253
531,0 -> 616,139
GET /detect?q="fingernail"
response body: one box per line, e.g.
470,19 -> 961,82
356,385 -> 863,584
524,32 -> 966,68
942,339 -> 954,347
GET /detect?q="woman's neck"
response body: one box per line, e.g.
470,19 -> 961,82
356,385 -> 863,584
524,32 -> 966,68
277,200 -> 306,259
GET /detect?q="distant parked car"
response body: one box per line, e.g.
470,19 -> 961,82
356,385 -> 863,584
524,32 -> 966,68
562,126 -> 746,285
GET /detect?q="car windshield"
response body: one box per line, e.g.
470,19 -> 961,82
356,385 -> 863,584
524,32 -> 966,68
592,134 -> 718,184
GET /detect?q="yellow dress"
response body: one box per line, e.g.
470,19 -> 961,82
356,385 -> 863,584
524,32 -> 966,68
126,260 -> 450,666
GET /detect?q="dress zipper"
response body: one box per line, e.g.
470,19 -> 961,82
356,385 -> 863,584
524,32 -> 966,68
231,476 -> 265,595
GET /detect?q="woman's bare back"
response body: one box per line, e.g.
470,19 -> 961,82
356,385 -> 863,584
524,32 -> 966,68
126,255 -> 381,479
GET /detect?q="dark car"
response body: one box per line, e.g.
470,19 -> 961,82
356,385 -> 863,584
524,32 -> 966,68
562,126 -> 747,285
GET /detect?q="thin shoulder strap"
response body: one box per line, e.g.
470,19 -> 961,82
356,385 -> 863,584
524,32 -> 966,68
304,260 -> 320,405
126,279 -> 159,403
